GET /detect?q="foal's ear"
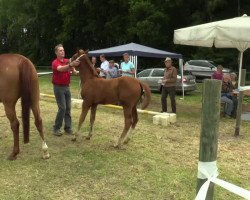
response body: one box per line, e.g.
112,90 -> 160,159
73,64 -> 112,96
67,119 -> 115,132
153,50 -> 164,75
77,49 -> 85,55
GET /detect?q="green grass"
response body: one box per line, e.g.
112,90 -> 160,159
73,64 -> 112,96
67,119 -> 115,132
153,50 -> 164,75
0,75 -> 249,200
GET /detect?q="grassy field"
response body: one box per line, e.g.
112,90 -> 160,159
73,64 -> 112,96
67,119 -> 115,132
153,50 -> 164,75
0,74 -> 249,200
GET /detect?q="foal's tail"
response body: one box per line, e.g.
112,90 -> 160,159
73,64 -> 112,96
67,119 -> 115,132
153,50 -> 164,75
19,58 -> 33,143
139,81 -> 151,110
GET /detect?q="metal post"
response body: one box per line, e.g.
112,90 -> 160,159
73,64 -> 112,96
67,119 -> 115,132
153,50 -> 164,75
196,79 -> 221,200
234,69 -> 246,136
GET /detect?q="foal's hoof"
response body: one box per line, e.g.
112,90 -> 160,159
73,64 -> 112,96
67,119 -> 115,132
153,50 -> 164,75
42,153 -> 50,159
7,154 -> 17,161
71,137 -> 77,142
123,138 -> 130,145
114,144 -> 120,149
85,136 -> 91,140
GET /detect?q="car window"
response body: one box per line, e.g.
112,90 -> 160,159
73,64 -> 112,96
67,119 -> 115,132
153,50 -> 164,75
151,69 -> 164,77
137,69 -> 151,77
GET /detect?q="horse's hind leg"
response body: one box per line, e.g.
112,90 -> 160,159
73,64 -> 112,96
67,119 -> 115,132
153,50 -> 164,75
124,106 -> 138,145
4,103 -> 20,160
72,102 -> 90,141
114,106 -> 132,149
86,104 -> 97,140
31,104 -> 50,159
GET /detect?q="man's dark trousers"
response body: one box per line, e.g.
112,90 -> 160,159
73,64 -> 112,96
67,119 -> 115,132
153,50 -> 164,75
53,85 -> 72,132
161,86 -> 176,113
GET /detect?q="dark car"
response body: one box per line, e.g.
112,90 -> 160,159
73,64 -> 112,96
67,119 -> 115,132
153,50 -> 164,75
137,68 -> 197,93
184,60 -> 232,79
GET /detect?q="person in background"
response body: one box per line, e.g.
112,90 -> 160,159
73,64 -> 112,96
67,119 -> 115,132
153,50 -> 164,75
161,57 -> 177,113
52,44 -> 80,136
120,53 -> 135,77
230,72 -> 238,89
91,56 -> 97,68
106,60 -> 118,79
221,74 -> 237,118
99,54 -> 109,78
211,65 -> 224,80
91,56 -> 100,75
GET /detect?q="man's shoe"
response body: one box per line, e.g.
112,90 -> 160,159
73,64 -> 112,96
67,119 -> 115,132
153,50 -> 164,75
65,129 -> 73,135
225,114 -> 231,119
53,130 -> 63,136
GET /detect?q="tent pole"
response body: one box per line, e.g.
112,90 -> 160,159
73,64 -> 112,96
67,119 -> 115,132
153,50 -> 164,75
135,56 -> 138,78
237,51 -> 243,89
235,51 -> 244,136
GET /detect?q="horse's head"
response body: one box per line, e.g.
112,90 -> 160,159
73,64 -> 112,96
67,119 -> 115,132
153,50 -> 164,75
70,49 -> 98,77
70,49 -> 88,63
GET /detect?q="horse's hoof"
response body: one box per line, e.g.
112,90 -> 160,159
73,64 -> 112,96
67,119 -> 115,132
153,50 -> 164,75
123,138 -> 130,145
42,153 -> 50,159
85,136 -> 91,140
114,144 -> 121,149
71,137 -> 76,142
7,155 -> 17,161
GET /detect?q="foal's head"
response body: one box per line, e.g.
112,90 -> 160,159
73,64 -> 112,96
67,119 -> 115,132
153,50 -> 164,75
70,49 -> 98,77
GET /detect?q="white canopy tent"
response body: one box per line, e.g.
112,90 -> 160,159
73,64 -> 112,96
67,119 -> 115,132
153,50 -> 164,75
174,14 -> 250,135
174,14 -> 250,86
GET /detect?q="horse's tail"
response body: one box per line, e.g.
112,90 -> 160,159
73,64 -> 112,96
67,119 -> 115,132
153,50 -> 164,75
139,81 -> 151,110
20,57 -> 33,143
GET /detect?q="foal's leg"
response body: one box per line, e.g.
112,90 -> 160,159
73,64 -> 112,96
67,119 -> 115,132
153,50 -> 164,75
72,102 -> 90,141
124,106 -> 138,145
86,104 -> 97,140
4,103 -> 20,160
31,104 -> 50,159
114,106 -> 132,149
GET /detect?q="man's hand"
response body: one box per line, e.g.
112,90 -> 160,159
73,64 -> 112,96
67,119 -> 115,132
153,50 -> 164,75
69,60 -> 80,67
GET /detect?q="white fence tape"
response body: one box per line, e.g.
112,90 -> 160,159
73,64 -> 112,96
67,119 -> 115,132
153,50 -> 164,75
195,161 -> 250,200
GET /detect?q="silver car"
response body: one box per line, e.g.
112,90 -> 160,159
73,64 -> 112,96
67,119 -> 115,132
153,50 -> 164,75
137,68 -> 197,93
184,60 -> 231,79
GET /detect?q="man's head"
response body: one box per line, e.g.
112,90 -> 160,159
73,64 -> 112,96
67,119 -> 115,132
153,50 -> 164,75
164,57 -> 172,68
123,53 -> 130,63
109,60 -> 115,68
230,72 -> 237,81
217,65 -> 223,73
55,44 -> 65,59
100,54 -> 106,62
91,56 -> 97,64
223,74 -> 231,83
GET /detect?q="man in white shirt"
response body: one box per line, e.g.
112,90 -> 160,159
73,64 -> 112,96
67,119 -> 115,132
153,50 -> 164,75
99,54 -> 109,78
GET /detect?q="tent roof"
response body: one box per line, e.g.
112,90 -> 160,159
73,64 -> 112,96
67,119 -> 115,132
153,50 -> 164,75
89,42 -> 182,58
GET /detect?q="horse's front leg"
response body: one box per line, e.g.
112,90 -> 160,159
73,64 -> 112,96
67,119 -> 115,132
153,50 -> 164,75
4,103 -> 20,160
86,105 -> 97,140
72,102 -> 90,141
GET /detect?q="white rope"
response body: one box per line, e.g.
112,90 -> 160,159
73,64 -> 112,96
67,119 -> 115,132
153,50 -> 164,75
195,161 -> 250,200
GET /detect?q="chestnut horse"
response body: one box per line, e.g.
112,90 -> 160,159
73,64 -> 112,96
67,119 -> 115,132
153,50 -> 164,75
71,50 -> 151,148
0,54 -> 49,160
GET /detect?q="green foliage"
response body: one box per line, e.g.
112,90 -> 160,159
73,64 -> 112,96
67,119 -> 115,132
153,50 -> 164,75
0,0 -> 249,69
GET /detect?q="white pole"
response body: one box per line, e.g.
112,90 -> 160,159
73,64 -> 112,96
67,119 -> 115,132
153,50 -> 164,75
135,56 -> 138,78
237,51 -> 243,90
179,58 -> 184,100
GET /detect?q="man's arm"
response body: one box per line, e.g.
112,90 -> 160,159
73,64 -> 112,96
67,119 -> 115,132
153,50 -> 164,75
57,60 -> 80,72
